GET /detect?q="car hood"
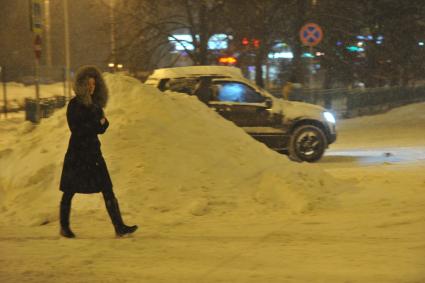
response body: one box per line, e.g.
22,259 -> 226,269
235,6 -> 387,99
270,98 -> 326,121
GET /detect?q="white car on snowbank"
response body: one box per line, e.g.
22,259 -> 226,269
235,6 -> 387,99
145,66 -> 337,162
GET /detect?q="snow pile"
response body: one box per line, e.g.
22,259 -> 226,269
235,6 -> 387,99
335,102 -> 425,148
0,74 -> 344,226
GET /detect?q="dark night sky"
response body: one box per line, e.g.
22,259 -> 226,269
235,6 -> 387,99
0,0 -> 111,81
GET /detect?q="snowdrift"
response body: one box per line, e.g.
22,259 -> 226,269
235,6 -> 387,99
0,74 -> 344,226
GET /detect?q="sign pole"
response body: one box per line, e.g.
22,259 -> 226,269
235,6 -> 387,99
33,34 -> 42,123
299,22 -> 323,92
30,0 -> 43,123
35,56 -> 41,123
1,67 -> 7,118
309,45 -> 314,89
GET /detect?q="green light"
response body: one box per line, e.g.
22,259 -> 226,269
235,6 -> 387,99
347,46 -> 360,52
302,53 -> 314,58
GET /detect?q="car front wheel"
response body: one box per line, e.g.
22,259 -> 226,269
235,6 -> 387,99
289,125 -> 327,162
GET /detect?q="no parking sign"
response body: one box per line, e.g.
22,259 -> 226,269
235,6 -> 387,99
300,23 -> 323,47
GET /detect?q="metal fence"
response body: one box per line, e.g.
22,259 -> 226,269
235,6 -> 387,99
24,96 -> 67,123
0,65 -> 68,120
268,85 -> 425,118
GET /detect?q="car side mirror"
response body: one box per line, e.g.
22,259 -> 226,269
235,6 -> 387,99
265,98 -> 273,109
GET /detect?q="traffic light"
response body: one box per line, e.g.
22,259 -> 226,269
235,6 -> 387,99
241,38 -> 260,48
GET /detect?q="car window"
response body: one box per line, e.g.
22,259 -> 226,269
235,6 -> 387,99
213,82 -> 265,103
164,78 -> 198,94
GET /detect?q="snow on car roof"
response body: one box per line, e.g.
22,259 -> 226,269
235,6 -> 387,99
147,65 -> 245,80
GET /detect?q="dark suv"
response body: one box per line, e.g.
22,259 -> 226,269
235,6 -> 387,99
145,66 -> 336,162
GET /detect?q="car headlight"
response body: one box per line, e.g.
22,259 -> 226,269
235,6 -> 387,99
324,112 -> 336,123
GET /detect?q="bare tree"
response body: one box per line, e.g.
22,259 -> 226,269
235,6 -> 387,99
107,0 -> 227,72
224,0 -> 293,87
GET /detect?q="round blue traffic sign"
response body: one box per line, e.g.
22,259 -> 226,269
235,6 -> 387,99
300,23 -> 323,47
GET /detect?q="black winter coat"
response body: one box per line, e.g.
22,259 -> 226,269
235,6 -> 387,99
60,97 -> 112,194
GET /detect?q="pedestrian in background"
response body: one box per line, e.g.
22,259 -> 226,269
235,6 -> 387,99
192,77 -> 213,104
282,75 -> 296,100
59,65 -> 137,238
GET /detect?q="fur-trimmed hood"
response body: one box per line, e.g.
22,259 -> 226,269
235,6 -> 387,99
73,65 -> 109,108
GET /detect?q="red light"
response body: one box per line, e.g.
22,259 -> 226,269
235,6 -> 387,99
242,38 -> 249,46
253,39 -> 260,48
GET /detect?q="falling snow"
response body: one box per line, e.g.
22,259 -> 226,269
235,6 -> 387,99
0,74 -> 424,282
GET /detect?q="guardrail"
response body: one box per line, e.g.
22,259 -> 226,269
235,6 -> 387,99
268,85 -> 425,118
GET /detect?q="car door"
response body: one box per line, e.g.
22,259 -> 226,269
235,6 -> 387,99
208,80 -> 276,127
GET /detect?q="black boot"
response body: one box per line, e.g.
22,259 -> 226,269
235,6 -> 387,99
105,198 -> 138,237
60,202 -> 75,238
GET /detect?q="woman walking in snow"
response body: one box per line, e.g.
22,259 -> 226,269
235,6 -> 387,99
59,65 -> 137,238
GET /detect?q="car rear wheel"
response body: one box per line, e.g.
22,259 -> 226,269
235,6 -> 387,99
289,125 -> 327,162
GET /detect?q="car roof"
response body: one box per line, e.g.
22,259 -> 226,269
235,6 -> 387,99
147,66 -> 245,80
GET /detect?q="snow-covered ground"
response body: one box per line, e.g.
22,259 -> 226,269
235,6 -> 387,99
0,74 -> 424,283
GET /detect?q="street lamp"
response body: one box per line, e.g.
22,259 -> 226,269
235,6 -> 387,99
63,0 -> 71,99
110,0 -> 116,71
44,0 -> 52,69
